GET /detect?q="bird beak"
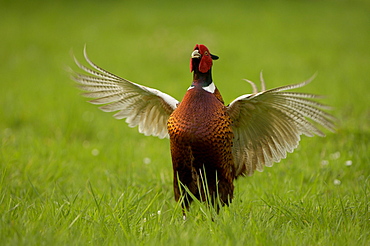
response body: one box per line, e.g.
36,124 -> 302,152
191,50 -> 201,59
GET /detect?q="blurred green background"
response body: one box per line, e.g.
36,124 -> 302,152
1,0 -> 369,245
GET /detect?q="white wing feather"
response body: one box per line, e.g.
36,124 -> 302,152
72,48 -> 179,139
227,73 -> 335,176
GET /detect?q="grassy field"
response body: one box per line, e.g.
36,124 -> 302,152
1,0 -> 369,245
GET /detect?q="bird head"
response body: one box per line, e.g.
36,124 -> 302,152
190,44 -> 219,73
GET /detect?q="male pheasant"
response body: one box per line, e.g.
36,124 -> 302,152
72,44 -> 335,210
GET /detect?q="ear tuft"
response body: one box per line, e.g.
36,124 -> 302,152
211,54 -> 219,60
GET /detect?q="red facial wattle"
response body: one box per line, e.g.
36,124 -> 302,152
190,44 -> 217,73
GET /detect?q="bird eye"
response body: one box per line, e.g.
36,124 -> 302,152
204,51 -> 209,56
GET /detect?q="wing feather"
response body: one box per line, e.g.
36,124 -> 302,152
228,74 -> 335,176
71,47 -> 179,139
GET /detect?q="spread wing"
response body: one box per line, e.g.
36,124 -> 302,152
227,73 -> 335,176
71,47 -> 179,139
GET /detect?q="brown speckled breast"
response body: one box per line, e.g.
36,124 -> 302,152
167,86 -> 235,207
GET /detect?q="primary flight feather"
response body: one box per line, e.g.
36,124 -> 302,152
72,44 -> 334,210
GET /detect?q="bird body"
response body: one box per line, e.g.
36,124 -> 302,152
72,44 -> 335,210
168,84 -> 235,206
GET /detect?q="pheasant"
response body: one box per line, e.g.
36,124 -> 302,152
72,44 -> 335,210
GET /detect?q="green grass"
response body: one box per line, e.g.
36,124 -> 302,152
1,0 -> 369,245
